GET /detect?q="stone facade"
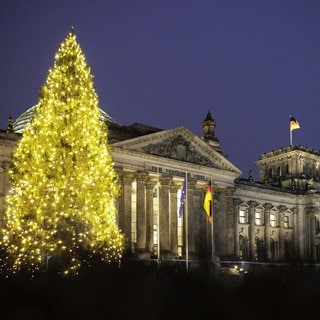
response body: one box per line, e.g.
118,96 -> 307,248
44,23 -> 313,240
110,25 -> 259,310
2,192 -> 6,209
2,110 -> 320,271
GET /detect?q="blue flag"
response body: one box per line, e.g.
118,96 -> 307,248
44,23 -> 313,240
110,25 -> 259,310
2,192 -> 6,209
179,177 -> 187,217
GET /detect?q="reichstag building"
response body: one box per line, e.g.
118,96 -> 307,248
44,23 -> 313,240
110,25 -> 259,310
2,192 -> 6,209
1,106 -> 320,272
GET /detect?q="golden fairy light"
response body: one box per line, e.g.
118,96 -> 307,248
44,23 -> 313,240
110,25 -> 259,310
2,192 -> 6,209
0,29 -> 124,277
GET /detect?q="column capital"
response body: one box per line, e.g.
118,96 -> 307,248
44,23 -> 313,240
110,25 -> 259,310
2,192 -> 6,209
136,170 -> 149,182
170,183 -> 181,193
187,178 -> 196,189
233,198 -> 242,206
160,174 -> 172,186
264,203 -> 273,210
248,200 -> 258,207
1,161 -> 11,171
278,205 -> 287,212
123,171 -> 136,184
146,177 -> 158,190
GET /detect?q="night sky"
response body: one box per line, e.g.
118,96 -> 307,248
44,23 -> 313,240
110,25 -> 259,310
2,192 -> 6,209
2,0 -> 320,179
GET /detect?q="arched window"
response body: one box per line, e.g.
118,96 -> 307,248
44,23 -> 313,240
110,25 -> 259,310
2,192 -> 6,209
270,238 -> 275,261
315,238 -> 320,262
315,216 -> 320,234
285,164 -> 289,175
269,168 -> 273,178
239,234 -> 248,259
277,167 -> 281,176
255,235 -> 263,260
284,238 -> 289,260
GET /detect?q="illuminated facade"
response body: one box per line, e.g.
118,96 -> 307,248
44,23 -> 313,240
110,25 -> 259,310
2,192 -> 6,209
2,109 -> 320,271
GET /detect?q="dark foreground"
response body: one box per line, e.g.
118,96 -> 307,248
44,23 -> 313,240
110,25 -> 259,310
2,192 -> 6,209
1,260 -> 320,320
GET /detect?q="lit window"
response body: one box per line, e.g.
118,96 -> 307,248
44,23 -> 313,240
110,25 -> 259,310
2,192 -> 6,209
255,209 -> 262,225
239,206 -> 248,224
177,188 -> 184,257
284,215 -> 289,229
270,211 -> 277,227
131,181 -> 137,249
153,185 -> 160,257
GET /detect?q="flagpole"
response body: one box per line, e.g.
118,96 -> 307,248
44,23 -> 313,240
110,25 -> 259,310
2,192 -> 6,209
185,172 -> 189,273
157,165 -> 160,268
289,115 -> 292,146
211,178 -> 215,263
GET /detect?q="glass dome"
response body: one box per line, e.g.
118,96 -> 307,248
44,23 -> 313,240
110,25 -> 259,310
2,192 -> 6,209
13,105 -> 118,133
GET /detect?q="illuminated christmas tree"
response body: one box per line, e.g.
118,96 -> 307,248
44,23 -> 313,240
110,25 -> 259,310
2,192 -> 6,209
0,29 -> 124,276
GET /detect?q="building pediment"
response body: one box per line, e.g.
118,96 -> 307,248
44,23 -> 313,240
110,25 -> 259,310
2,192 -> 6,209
112,126 -> 241,173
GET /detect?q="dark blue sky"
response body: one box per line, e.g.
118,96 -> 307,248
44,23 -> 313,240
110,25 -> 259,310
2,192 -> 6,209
1,0 -> 320,178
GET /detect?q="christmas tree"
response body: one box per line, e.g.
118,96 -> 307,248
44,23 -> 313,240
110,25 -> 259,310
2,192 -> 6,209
0,29 -> 124,276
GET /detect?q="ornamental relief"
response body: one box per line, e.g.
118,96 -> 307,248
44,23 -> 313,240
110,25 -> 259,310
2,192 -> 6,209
142,135 -> 216,167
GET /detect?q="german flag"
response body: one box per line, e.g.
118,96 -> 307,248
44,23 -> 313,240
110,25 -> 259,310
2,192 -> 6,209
290,116 -> 300,131
203,183 -> 213,223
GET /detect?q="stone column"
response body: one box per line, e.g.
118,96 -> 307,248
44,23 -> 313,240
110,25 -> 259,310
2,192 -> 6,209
169,183 -> 179,256
115,168 -> 124,231
193,186 -> 205,260
122,171 -> 135,251
2,161 -> 11,198
145,177 -> 157,254
278,206 -> 286,261
232,198 -> 241,259
291,207 -> 298,260
296,205 -> 307,260
135,171 -> 148,256
186,178 -> 196,258
264,203 -> 272,260
159,174 -> 172,255
248,201 -> 257,259
305,207 -> 316,261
